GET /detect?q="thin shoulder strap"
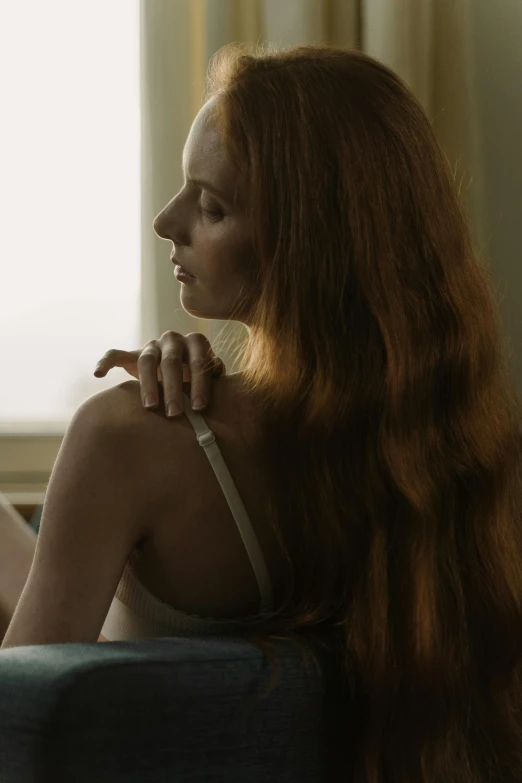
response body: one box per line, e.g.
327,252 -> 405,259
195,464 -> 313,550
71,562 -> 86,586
181,393 -> 273,613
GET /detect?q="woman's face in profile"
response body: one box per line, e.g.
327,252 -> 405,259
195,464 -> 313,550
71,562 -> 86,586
153,96 -> 257,326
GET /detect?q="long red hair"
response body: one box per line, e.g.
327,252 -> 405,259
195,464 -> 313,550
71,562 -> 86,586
203,42 -> 522,781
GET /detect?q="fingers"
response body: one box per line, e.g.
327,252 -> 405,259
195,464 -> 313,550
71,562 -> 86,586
212,356 -> 227,378
157,334 -> 186,417
158,331 -> 223,416
94,349 -> 116,377
183,332 -> 219,412
137,340 -> 162,408
94,334 -> 226,419
94,349 -> 141,380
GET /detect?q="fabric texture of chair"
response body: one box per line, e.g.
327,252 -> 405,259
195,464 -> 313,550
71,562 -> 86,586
0,634 -> 352,783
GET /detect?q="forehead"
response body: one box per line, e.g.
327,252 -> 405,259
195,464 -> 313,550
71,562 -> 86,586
183,100 -> 246,207
183,101 -> 228,174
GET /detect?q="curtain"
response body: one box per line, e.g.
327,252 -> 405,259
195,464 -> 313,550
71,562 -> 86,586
139,0 -> 487,374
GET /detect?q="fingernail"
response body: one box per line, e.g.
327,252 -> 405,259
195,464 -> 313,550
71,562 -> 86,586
167,402 -> 182,417
192,396 -> 206,410
144,394 -> 157,408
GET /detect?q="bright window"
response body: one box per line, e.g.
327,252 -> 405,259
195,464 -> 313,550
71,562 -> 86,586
0,0 -> 140,433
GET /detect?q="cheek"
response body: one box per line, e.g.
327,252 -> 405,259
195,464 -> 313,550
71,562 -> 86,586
194,223 -> 253,280
205,242 -> 249,279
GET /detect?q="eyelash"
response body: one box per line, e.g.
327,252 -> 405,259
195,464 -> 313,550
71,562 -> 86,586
201,207 -> 223,222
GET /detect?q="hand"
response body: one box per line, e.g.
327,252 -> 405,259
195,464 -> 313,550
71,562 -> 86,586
93,331 -> 226,417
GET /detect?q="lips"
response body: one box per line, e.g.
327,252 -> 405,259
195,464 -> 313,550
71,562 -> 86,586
174,264 -> 196,279
170,254 -> 195,277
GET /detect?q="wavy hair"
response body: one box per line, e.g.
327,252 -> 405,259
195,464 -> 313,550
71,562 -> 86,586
202,42 -> 522,781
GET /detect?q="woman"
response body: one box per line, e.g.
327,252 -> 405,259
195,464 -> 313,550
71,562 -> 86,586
3,42 -> 522,781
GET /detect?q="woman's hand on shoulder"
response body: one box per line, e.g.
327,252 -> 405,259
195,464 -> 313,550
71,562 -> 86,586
93,331 -> 226,418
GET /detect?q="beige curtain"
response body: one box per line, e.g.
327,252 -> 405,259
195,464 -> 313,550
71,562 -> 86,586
364,0 -> 487,253
139,0 -> 487,374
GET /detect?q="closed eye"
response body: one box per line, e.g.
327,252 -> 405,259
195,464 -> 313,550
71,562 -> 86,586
201,206 -> 224,222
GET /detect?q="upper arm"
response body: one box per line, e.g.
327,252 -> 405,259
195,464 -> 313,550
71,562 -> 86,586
1,388 -> 151,649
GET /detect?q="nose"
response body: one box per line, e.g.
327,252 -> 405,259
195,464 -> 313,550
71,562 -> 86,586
153,193 -> 185,241
153,204 -> 178,241
153,214 -> 163,237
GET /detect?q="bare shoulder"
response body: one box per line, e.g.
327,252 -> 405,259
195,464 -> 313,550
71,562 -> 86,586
99,379 -> 215,505
76,380 -> 177,503
97,373 -> 260,472
89,379 -> 194,432
85,375 -> 257,454
112,374 -> 255,428
105,373 -> 259,497
79,380 -> 147,422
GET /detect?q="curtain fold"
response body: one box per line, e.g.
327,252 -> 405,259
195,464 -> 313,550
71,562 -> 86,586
363,0 -> 487,256
139,0 -> 486,371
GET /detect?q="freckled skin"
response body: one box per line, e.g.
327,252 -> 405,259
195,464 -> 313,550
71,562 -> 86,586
153,96 -> 257,331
